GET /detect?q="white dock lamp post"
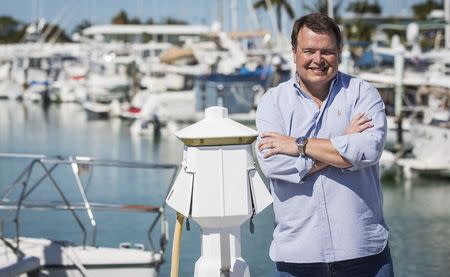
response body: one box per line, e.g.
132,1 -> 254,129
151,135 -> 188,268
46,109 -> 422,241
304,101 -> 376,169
166,106 -> 273,277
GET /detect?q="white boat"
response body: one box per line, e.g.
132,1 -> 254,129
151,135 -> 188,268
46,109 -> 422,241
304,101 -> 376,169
84,52 -> 132,102
79,22 -> 289,135
1,43 -> 88,102
397,122 -> 450,179
79,49 -> 133,119
119,90 -> 153,120
380,149 -> 397,175
129,90 -> 197,136
0,153 -> 178,276
385,115 -> 413,152
396,92 -> 450,178
357,63 -> 450,90
82,99 -> 120,119
49,55 -> 89,103
0,80 -> 23,100
129,71 -> 266,136
0,237 -> 162,277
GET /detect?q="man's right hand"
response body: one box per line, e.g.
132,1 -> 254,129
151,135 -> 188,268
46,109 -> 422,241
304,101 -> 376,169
345,113 -> 373,134
306,113 -> 374,175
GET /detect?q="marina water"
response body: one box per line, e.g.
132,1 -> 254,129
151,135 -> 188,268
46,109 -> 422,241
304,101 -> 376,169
0,101 -> 449,277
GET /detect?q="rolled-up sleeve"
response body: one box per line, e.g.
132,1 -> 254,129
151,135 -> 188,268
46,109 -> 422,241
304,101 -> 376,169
256,91 -> 314,183
330,82 -> 387,171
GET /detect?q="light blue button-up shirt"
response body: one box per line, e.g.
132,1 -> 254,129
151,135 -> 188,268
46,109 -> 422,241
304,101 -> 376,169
256,71 -> 388,263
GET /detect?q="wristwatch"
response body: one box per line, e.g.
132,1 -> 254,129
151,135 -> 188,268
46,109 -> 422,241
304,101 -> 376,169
295,136 -> 308,157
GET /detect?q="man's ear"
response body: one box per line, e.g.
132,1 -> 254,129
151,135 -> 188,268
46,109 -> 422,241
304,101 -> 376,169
292,48 -> 296,63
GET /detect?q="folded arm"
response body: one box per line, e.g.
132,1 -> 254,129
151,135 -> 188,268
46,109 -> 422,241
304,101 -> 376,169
330,85 -> 387,171
257,83 -> 386,175
256,93 -> 314,183
259,111 -> 375,170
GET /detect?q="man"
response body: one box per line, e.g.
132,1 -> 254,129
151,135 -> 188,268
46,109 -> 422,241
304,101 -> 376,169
256,13 -> 394,276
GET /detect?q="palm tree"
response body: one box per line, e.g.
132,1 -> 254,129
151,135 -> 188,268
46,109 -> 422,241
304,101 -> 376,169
73,20 -> 92,34
164,17 -> 188,25
346,0 -> 381,14
412,0 -> 442,20
253,0 -> 295,32
111,10 -> 129,25
302,0 -> 343,22
0,16 -> 25,43
344,0 -> 382,43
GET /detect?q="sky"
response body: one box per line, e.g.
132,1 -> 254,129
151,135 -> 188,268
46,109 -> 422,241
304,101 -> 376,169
0,0 -> 432,35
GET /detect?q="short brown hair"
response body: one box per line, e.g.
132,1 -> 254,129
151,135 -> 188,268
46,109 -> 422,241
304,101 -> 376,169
291,13 -> 342,50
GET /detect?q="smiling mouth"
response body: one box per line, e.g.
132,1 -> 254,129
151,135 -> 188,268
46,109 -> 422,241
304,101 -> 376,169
309,66 -> 328,73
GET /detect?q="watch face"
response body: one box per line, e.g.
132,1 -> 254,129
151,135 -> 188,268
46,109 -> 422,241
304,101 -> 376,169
296,136 -> 306,145
296,136 -> 307,156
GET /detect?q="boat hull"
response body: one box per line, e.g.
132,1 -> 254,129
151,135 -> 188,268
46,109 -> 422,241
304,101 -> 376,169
0,237 -> 162,277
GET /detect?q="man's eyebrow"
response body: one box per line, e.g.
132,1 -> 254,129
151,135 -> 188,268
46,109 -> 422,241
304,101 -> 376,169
300,47 -> 337,52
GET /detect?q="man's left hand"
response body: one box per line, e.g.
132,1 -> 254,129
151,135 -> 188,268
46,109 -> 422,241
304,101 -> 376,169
258,132 -> 298,158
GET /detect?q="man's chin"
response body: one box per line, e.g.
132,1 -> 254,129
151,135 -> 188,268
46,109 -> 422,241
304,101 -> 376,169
308,72 -> 328,79
305,75 -> 334,85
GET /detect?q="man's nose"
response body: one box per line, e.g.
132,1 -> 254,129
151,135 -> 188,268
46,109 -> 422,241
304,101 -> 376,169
312,51 -> 323,63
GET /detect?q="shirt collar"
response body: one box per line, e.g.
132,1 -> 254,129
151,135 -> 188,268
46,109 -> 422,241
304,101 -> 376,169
292,72 -> 340,99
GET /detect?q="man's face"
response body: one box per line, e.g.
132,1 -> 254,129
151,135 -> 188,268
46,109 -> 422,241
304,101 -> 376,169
293,27 -> 340,89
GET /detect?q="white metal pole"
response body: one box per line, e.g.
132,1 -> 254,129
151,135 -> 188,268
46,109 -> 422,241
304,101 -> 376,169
445,0 -> 450,49
264,0 -> 280,36
195,227 -> 248,277
218,0 -> 224,31
340,44 -> 351,74
246,0 -> 260,30
327,0 -> 334,19
394,44 -> 405,118
32,0 -> 37,22
394,42 -> 405,148
231,0 -> 238,32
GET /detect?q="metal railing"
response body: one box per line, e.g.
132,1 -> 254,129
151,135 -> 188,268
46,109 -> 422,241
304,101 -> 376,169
0,153 -> 178,256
